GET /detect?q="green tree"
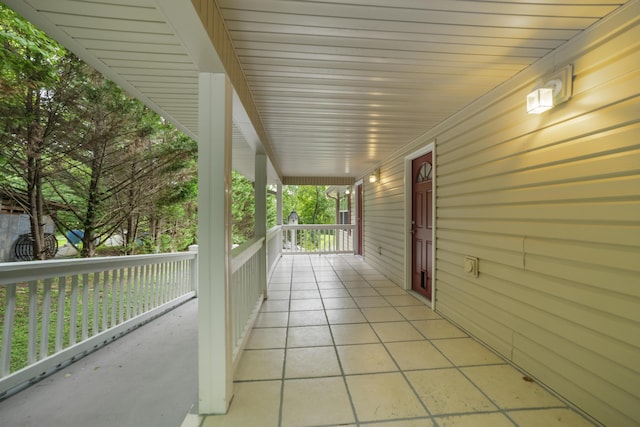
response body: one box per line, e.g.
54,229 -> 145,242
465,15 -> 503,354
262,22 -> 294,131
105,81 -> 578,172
49,70 -> 154,257
282,185 -> 335,224
1,4 -> 199,257
136,123 -> 198,253
231,171 -> 255,245
0,5 -> 77,259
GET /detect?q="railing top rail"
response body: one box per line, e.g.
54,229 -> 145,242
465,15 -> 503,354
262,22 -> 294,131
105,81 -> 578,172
231,236 -> 265,273
266,225 -> 282,241
0,251 -> 197,286
282,224 -> 356,230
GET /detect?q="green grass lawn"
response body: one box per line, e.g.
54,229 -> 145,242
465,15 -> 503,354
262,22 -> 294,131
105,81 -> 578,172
0,273 -> 145,373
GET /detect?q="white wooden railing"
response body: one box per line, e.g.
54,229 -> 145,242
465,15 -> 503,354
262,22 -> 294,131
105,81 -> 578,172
0,224 -> 353,398
0,251 -> 197,398
266,226 -> 283,279
230,237 -> 265,364
282,224 -> 355,254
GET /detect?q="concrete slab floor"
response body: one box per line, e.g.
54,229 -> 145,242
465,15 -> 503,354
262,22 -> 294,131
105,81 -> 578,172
0,298 -> 198,427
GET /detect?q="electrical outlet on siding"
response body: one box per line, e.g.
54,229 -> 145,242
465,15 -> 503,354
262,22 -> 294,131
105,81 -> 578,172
464,256 -> 479,278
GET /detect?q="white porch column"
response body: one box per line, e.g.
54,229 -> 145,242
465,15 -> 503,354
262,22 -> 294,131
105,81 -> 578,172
197,73 -> 233,414
255,153 -> 267,296
276,183 -> 283,226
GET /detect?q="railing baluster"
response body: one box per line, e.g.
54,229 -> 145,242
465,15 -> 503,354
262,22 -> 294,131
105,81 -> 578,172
177,260 -> 184,296
155,263 -> 161,306
153,263 -> 159,308
55,276 -> 67,352
164,262 -> 170,303
141,264 -> 148,312
141,264 -> 147,313
70,275 -> 79,346
174,261 -> 180,300
27,281 -> 38,365
40,278 -> 52,360
118,268 -> 124,324
1,284 -> 16,377
146,263 -> 152,311
167,262 -> 173,302
101,271 -> 109,332
164,262 -> 169,304
167,262 -> 176,301
160,262 -> 165,303
131,266 -> 139,318
110,270 -> 116,327
82,274 -> 89,341
153,263 -> 158,308
124,267 -> 133,320
147,264 -> 154,309
93,272 -> 100,335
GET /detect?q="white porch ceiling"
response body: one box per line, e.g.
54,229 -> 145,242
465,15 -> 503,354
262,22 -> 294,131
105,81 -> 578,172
2,0 -> 629,181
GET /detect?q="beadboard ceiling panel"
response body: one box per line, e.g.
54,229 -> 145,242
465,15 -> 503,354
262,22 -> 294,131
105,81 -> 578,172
2,0 -> 629,180
217,0 -> 625,178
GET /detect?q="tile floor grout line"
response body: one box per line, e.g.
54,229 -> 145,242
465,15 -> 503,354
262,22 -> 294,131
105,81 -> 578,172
403,301 -> 515,421
319,255 -> 361,426
348,259 -> 439,424
345,256 -> 500,425
368,310 -> 437,422
258,255 -> 600,427
275,255 -> 295,427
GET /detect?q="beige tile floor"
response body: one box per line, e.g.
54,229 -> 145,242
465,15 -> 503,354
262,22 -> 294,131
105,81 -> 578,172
200,255 -> 597,427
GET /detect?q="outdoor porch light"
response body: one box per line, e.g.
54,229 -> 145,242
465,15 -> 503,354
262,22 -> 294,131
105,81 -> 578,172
369,169 -> 380,184
526,64 -> 573,115
526,86 -> 555,114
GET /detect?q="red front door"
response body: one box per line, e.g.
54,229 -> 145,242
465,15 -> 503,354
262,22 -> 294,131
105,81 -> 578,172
412,152 -> 433,299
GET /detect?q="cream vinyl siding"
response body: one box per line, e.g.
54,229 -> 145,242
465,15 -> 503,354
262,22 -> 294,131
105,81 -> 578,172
361,4 -> 640,426
363,159 -> 406,285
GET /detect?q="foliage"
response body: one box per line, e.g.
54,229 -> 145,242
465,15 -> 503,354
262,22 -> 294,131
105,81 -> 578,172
0,4 -> 340,258
231,171 -> 255,245
0,5 -> 76,259
282,185 -> 335,224
0,4 -> 198,257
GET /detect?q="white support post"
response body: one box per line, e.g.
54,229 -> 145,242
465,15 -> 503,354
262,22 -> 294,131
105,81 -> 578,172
335,191 -> 341,251
255,153 -> 267,297
276,183 -> 283,226
197,73 -> 233,414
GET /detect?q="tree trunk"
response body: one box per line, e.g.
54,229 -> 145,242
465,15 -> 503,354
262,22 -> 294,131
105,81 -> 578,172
81,177 -> 99,257
81,135 -> 104,258
124,214 -> 139,255
312,186 -> 320,224
25,90 -> 47,260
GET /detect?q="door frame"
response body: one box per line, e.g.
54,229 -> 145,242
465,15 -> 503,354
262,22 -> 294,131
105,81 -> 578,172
404,141 -> 436,310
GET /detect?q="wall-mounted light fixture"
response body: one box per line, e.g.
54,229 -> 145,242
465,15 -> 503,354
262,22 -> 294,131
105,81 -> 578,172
526,64 -> 573,114
369,168 -> 380,184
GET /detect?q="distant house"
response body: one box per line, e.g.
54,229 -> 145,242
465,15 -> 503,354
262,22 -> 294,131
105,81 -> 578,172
0,188 -> 68,262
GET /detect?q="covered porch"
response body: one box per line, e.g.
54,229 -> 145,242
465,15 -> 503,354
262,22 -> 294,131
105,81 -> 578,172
0,255 -> 595,427
1,1 -> 638,426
